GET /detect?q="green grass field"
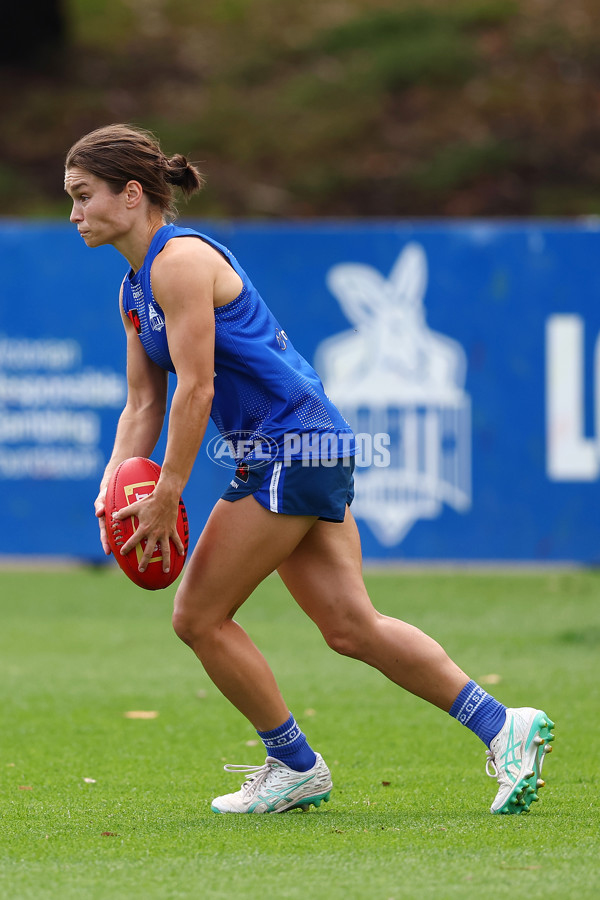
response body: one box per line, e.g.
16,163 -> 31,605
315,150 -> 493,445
1,566 -> 598,900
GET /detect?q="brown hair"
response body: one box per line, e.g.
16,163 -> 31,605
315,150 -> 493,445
65,124 -> 205,220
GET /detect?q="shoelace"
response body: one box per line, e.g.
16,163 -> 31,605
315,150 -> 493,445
485,750 -> 499,779
485,750 -> 515,786
222,761 -> 274,796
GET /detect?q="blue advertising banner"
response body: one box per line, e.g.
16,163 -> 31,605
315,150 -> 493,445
1,221 -> 599,563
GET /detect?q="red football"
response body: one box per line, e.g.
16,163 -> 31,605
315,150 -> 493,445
105,457 -> 189,590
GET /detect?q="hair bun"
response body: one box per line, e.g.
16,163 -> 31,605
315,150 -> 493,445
165,154 -> 205,196
165,154 -> 188,180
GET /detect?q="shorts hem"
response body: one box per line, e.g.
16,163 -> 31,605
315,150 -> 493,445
220,456 -> 354,522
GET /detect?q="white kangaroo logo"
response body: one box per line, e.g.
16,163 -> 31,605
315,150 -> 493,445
317,243 -> 466,402
315,243 -> 471,546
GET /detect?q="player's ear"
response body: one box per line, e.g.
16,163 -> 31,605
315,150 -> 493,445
123,180 -> 144,208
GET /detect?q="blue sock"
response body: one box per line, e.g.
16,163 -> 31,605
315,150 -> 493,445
257,714 -> 317,772
449,680 -> 507,748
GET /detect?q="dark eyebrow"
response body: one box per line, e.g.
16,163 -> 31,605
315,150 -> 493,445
65,181 -> 89,195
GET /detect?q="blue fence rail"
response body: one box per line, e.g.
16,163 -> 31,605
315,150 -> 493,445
1,221 -> 599,562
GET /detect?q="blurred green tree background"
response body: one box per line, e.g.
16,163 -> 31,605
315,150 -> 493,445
1,0 -> 599,219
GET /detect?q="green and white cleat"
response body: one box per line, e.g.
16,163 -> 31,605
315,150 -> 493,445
486,707 -> 555,814
211,752 -> 333,814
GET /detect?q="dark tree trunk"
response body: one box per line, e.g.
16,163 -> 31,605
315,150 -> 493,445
1,0 -> 67,70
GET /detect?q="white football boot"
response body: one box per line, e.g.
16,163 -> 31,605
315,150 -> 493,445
486,707 -> 555,814
211,752 -> 332,814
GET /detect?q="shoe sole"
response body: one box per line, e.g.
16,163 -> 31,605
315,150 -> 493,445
211,788 -> 332,814
282,789 -> 332,813
493,711 -> 555,815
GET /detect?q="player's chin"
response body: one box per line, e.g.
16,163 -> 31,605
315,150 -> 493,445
79,231 -> 105,248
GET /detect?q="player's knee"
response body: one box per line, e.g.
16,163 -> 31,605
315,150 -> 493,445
171,608 -> 206,647
172,608 -> 193,645
322,625 -> 362,658
172,600 -> 226,650
321,608 -> 380,659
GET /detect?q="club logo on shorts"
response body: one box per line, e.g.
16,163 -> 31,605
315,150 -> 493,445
235,462 -> 250,482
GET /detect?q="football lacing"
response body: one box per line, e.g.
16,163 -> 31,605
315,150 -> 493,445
111,514 -> 125,547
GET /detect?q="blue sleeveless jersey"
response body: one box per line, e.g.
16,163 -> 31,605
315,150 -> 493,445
121,224 -> 355,461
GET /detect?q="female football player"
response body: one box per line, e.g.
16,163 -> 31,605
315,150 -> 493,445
65,124 -> 554,815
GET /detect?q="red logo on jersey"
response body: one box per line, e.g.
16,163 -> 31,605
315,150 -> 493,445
127,309 -> 142,334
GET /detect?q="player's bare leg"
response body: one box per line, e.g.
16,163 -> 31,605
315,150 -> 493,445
277,506 -> 469,711
174,496 -> 335,814
172,495 -> 317,731
277,506 -> 556,815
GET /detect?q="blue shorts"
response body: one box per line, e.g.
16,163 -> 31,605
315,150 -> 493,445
221,457 -> 355,523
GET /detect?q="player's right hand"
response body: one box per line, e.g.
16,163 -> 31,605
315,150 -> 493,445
94,487 -> 111,556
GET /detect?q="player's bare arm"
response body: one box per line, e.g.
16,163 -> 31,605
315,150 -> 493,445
117,239 -> 222,570
95,286 -> 169,554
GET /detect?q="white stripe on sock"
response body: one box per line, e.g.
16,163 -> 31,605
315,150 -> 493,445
456,685 -> 487,725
